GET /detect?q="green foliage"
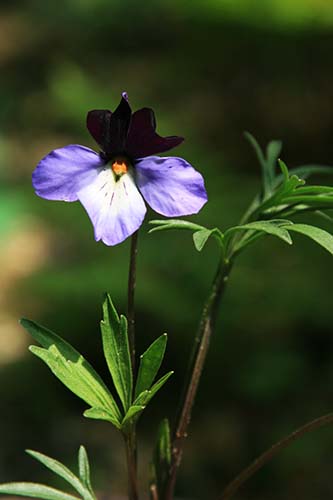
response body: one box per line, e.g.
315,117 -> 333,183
149,219 -> 224,251
135,334 -> 167,399
225,220 -> 293,247
149,142 -> 333,262
100,294 -> 132,412
0,483 -> 79,500
245,132 -> 282,198
21,319 -> 122,428
22,298 -> 172,433
78,446 -> 93,495
151,418 -> 172,498
286,224 -> 333,255
192,228 -> 215,251
0,448 -> 95,500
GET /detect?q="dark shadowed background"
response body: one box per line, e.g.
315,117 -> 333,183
1,1 -> 333,499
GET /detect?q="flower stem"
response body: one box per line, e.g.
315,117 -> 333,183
164,256 -> 232,500
218,412 -> 333,500
125,231 -> 139,499
124,428 -> 139,500
128,230 -> 139,373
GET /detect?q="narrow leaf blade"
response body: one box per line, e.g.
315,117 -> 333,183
135,371 -> 174,406
226,221 -> 293,245
148,219 -> 205,234
78,447 -> 93,495
22,319 -> 121,424
193,229 -> 213,251
0,483 -> 79,500
151,418 -> 172,497
284,224 -> 333,255
25,450 -> 91,500
100,295 -> 132,412
83,408 -> 121,428
121,405 -> 145,429
135,334 -> 167,399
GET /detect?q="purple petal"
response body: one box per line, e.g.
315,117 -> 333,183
126,108 -> 184,158
32,145 -> 103,201
135,156 -> 207,216
86,94 -> 132,154
86,109 -> 112,148
108,94 -> 132,153
77,169 -> 146,246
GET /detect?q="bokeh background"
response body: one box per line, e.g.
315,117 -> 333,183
1,1 -> 333,499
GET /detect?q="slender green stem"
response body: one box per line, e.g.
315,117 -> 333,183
124,428 -> 139,500
128,230 -> 139,373
163,256 -> 232,500
219,412 -> 333,500
125,231 -> 139,499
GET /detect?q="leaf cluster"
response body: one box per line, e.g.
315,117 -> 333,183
0,447 -> 95,500
149,134 -> 333,261
21,294 -> 172,432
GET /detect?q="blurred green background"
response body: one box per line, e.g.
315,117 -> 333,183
1,0 -> 333,499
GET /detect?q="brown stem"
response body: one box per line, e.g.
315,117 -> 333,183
219,412 -> 333,500
128,230 -> 138,373
124,429 -> 139,500
125,231 -> 139,499
164,257 -> 232,500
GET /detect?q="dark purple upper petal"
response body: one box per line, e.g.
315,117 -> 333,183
86,94 -> 132,155
125,108 -> 184,158
108,93 -> 132,153
86,109 -> 112,148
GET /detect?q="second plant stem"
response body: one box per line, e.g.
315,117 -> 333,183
164,255 -> 232,500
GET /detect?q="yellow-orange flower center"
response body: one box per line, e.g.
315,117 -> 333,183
111,157 -> 129,178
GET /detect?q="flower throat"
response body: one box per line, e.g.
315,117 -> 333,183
111,156 -> 129,180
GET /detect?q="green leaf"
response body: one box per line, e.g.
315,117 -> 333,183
135,334 -> 167,399
225,221 -> 293,245
155,418 -> 171,466
22,319 -> 121,425
134,371 -> 174,406
121,405 -> 145,429
83,408 -> 120,428
100,294 -> 132,412
245,132 -> 279,196
78,447 -> 93,495
193,228 -> 214,251
0,483 -> 79,500
283,224 -> 333,255
151,419 -> 172,497
292,186 -> 333,195
25,451 -> 93,500
266,140 -> 282,179
149,219 -> 205,234
282,194 -> 333,207
244,132 -> 266,171
288,164 -> 333,179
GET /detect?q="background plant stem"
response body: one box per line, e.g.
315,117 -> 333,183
163,256 -> 232,500
218,412 -> 333,500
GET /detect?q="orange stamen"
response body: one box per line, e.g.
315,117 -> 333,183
111,157 -> 129,177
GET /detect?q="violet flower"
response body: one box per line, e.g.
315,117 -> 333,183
33,93 -> 207,245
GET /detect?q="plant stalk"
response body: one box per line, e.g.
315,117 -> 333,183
124,428 -> 139,500
128,230 -> 139,373
164,256 -> 232,500
126,231 -> 139,499
219,412 -> 333,500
